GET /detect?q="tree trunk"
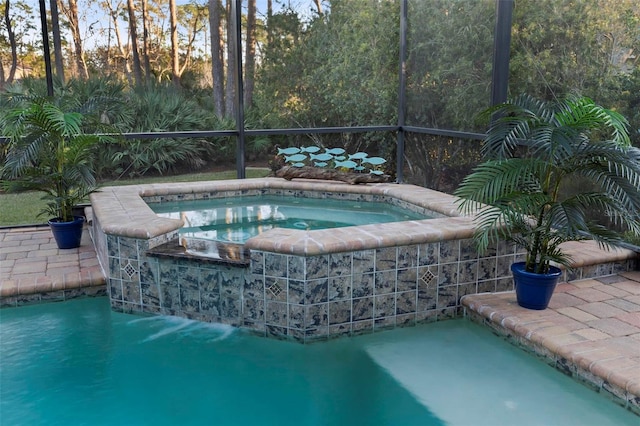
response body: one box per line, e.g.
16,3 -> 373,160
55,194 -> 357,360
244,0 -> 256,108
178,5 -> 206,78
141,0 -> 152,81
208,0 -> 225,117
266,0 -> 272,45
127,0 -> 144,86
3,0 -> 18,85
106,1 -> 133,85
50,0 -> 65,82
224,0 -> 236,118
169,0 -> 180,87
67,0 -> 88,78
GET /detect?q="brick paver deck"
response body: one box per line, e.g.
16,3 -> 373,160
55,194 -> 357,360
0,226 -> 106,306
462,271 -> 640,415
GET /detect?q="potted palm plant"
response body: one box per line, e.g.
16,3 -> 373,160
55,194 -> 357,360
1,97 -> 112,249
455,94 -> 640,309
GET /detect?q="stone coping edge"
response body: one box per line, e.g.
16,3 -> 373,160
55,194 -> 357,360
89,178 -> 471,255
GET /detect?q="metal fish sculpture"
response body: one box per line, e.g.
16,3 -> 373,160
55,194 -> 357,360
349,152 -> 368,160
310,153 -> 333,161
284,154 -> 308,163
325,148 -> 346,155
292,162 -> 306,168
301,146 -> 321,153
334,160 -> 358,169
362,157 -> 387,165
278,147 -> 301,155
314,162 -> 329,167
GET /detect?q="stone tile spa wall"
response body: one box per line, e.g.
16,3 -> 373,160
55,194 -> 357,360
90,178 -> 637,343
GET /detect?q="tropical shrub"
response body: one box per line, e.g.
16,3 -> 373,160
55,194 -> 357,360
455,95 -> 640,273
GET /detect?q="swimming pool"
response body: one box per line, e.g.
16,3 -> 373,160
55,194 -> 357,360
150,195 -> 429,244
1,297 -> 636,425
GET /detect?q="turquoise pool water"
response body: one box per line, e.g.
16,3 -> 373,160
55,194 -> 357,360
0,298 -> 636,426
150,195 -> 427,243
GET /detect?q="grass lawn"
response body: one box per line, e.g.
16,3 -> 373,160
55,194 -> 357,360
0,168 -> 270,227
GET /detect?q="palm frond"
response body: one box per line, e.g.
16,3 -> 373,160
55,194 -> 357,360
458,94 -> 638,273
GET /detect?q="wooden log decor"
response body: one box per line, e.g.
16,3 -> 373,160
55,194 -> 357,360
275,165 -> 392,184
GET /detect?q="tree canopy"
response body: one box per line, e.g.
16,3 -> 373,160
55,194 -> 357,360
1,0 -> 639,187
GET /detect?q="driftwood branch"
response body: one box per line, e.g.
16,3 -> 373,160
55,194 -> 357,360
275,166 -> 392,184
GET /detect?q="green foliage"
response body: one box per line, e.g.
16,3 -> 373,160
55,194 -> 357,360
98,83 -> 218,178
255,0 -> 399,155
509,0 -> 640,146
0,97 -> 117,222
406,0 -> 494,131
0,76 -> 132,170
5,0 -> 640,191
1,76 -> 132,129
403,0 -> 494,188
455,95 -> 640,273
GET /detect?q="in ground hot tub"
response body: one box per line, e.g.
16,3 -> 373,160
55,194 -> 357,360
149,194 -> 431,252
90,178 -> 526,342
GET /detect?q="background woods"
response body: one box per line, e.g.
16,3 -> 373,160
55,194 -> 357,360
1,0 -> 639,189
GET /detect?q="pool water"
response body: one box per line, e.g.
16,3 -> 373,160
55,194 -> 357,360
0,298 -> 636,426
150,195 -> 428,243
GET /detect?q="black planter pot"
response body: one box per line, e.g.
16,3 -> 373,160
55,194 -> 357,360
71,203 -> 90,220
511,262 -> 562,310
48,216 -> 85,249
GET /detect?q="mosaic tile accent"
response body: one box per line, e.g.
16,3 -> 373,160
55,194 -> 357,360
267,281 -> 283,298
122,261 -> 138,280
420,268 -> 437,288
